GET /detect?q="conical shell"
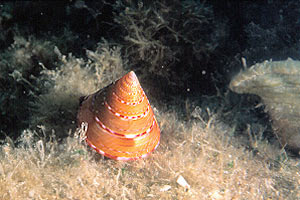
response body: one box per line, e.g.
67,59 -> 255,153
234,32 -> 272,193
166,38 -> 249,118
230,58 -> 300,152
77,71 -> 160,160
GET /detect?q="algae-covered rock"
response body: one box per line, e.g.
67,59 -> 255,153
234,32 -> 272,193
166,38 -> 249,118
230,58 -> 300,152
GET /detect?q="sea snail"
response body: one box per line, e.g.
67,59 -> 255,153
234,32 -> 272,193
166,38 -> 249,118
77,71 -> 160,160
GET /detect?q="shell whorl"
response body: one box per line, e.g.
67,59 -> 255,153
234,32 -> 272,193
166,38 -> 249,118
77,71 -> 160,160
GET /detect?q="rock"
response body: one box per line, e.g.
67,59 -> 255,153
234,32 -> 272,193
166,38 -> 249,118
230,58 -> 300,153
176,175 -> 190,190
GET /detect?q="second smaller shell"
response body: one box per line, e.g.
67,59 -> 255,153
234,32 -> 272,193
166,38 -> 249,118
230,58 -> 300,152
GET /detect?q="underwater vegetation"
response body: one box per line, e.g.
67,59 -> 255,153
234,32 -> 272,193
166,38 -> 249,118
112,0 -> 226,85
1,0 -> 300,199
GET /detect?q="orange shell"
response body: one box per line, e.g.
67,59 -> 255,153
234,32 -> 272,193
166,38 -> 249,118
77,71 -> 160,160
